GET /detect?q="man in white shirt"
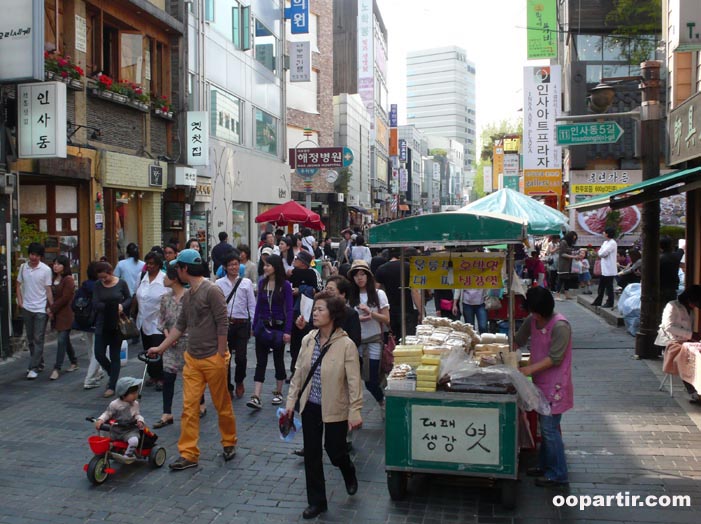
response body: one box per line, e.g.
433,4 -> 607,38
592,227 -> 618,309
216,252 -> 256,399
257,231 -> 280,259
16,242 -> 54,379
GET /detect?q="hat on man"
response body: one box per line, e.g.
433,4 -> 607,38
295,250 -> 313,267
348,259 -> 372,277
261,246 -> 274,257
175,248 -> 202,266
115,376 -> 142,397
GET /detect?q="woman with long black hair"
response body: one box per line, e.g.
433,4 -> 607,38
348,259 -> 389,413
247,254 -> 293,410
49,255 -> 78,379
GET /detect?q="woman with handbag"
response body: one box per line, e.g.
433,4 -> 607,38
247,254 -> 293,410
93,261 -> 132,398
48,255 -> 78,380
283,291 -> 363,520
135,251 -> 169,390
348,259 -> 389,413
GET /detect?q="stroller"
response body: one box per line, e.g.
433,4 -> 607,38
84,353 -> 166,485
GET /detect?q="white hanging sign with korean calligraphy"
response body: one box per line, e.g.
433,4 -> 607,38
411,405 -> 500,465
187,111 -> 209,166
18,82 -> 67,159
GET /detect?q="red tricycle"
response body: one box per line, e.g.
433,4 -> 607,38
84,416 -> 167,484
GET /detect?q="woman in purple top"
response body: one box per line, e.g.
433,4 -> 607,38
248,255 -> 293,410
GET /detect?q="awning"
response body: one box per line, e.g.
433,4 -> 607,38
568,166 -> 701,211
398,204 -> 410,211
349,205 -> 371,214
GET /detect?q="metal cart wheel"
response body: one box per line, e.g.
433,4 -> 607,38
87,455 -> 110,485
386,471 -> 408,501
149,446 -> 167,468
500,479 -> 517,510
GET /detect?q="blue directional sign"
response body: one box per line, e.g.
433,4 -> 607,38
296,167 -> 319,176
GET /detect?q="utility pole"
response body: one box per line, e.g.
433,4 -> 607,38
635,61 -> 662,359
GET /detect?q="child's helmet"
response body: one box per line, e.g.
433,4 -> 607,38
116,376 -> 143,397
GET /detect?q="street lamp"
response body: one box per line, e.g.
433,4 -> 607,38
586,61 -> 662,359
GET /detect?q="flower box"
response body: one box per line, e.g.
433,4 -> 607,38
69,78 -> 83,90
45,71 -> 55,81
154,108 -> 174,120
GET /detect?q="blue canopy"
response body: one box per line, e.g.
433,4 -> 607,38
460,188 -> 568,235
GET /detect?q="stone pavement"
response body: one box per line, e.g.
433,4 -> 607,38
1,299 -> 701,523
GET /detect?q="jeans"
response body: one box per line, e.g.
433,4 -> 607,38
94,330 -> 123,391
141,330 -> 165,381
254,333 -> 287,383
302,401 -> 354,507
359,355 -> 384,404
82,332 -> 103,386
226,322 -> 251,388
462,303 -> 488,334
54,330 -> 77,370
538,413 -> 568,482
23,310 -> 48,371
594,275 -> 615,305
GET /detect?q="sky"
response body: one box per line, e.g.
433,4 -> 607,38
375,0 -> 547,141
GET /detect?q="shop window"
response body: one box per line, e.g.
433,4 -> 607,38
232,201 -> 249,248
120,32 -> 143,84
254,109 -> 277,155
254,19 -> 277,73
211,87 -> 242,144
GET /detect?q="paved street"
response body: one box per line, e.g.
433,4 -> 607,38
1,299 -> 701,523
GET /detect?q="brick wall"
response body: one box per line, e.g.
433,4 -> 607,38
142,191 -> 163,250
102,151 -> 165,189
87,96 -> 145,151
66,91 -> 76,126
151,118 -> 168,157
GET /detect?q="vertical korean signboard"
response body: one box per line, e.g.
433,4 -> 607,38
524,66 -> 561,194
0,0 -> 44,82
18,82 -> 67,158
526,0 -> 558,59
285,0 -> 309,34
289,41 -> 311,82
187,111 -> 209,166
357,0 -> 374,120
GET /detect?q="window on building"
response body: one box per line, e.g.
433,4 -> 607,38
211,87 -> 242,144
205,0 -> 215,22
255,108 -> 278,154
254,19 -> 277,73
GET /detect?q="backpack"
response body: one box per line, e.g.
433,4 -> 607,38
72,282 -> 95,329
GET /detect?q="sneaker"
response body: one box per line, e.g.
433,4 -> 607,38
169,456 -> 198,471
67,363 -> 79,372
246,395 -> 262,410
49,369 -> 59,380
26,370 -> 38,380
84,382 -> 100,390
223,446 -> 237,461
271,391 -> 283,405
123,452 -> 136,464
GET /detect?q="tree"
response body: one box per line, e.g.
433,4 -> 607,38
605,0 -> 661,65
479,119 -> 522,161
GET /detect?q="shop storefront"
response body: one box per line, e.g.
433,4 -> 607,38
162,166 -> 198,248
190,176 -> 212,256
100,151 -> 165,264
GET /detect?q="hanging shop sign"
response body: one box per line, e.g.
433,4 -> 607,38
526,0 -> 558,59
289,41 -> 311,82
284,0 -> 309,34
523,65 -> 561,171
149,164 -> 163,187
18,81 -> 67,158
289,146 -> 354,169
186,111 -> 209,166
409,253 -> 505,290
0,0 -> 44,83
174,166 -> 197,187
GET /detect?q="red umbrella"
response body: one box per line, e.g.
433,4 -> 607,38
255,200 -> 325,230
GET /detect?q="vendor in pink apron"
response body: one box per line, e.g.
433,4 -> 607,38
656,285 -> 701,404
514,287 -> 573,487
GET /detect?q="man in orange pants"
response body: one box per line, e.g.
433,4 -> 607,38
148,249 -> 237,470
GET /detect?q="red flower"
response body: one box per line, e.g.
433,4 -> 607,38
58,58 -> 68,67
73,65 -> 84,76
60,71 -> 68,78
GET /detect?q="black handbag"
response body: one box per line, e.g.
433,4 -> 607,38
118,313 -> 140,339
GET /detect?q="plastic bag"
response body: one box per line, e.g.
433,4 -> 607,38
440,349 -> 551,415
276,407 -> 302,442
120,340 -> 128,364
618,283 -> 641,337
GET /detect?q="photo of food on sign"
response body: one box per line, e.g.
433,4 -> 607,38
576,205 -> 641,236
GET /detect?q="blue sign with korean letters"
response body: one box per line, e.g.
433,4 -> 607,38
390,104 -> 398,127
285,0 -> 309,34
399,139 -> 407,163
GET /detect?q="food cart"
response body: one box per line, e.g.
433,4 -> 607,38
368,210 -> 529,509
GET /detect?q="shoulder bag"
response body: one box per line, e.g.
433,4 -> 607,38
118,313 -> 140,339
381,332 -> 397,375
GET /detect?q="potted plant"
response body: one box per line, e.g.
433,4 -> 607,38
93,74 -> 114,99
153,94 -> 172,118
44,51 -> 84,88
110,80 -> 132,103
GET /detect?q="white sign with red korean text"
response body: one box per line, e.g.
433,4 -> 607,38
18,82 -> 67,158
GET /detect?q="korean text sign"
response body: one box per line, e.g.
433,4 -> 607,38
526,0 -> 558,59
523,66 -> 561,171
409,253 -> 504,290
187,111 -> 209,166
411,405 -> 500,465
285,0 -> 309,35
18,82 -> 67,159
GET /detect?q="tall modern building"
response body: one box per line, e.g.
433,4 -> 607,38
406,46 -> 477,177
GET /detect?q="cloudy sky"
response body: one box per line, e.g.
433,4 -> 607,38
376,0 -> 549,136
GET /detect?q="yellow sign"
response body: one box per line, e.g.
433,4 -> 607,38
524,169 -> 562,195
571,184 -> 628,194
409,254 -> 505,290
503,137 -> 520,153
492,144 -> 504,191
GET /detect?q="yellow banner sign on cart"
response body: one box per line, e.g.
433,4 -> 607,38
409,253 -> 505,290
